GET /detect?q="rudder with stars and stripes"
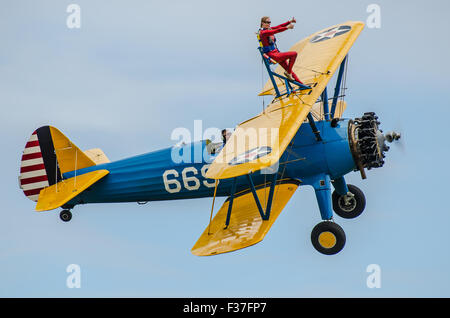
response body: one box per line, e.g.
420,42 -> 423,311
19,126 -> 62,202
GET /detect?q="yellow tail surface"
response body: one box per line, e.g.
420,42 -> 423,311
49,126 -> 97,174
36,169 -> 109,211
19,125 -> 110,211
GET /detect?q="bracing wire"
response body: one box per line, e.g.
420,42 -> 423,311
296,66 -> 328,75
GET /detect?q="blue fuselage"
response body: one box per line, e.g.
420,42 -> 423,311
65,119 -> 356,207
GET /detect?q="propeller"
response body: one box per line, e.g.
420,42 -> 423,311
379,130 -> 404,154
384,131 -> 401,143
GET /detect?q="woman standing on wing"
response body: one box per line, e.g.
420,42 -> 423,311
258,16 -> 303,84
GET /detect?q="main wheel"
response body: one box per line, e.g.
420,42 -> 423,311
60,210 -> 72,222
332,184 -> 366,219
311,221 -> 346,255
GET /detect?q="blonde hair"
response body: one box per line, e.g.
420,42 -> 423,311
260,16 -> 270,28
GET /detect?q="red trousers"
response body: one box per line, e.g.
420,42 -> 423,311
267,49 -> 302,83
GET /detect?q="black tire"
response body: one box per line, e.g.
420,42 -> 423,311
60,210 -> 72,222
311,221 -> 346,255
332,184 -> 366,219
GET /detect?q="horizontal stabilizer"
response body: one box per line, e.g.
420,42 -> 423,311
191,179 -> 299,256
35,169 -> 109,212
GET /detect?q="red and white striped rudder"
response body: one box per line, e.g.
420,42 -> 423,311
18,126 -> 62,202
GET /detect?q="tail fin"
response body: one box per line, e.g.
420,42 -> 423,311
19,126 -> 97,202
49,126 -> 97,174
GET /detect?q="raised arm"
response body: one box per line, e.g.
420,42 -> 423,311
259,24 -> 289,36
271,20 -> 291,29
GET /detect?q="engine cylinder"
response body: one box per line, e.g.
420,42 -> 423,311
348,112 -> 386,170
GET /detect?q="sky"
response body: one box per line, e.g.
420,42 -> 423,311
1,0 -> 450,297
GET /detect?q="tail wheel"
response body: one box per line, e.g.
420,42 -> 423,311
60,210 -> 72,222
311,221 -> 346,255
332,184 -> 366,219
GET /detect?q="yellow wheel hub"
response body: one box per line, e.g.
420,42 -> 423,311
318,231 -> 337,249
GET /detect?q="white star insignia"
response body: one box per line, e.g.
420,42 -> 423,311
313,27 -> 340,42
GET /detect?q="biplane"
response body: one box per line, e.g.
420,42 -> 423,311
18,21 -> 400,256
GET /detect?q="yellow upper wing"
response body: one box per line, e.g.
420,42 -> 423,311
260,21 -> 364,96
206,21 -> 364,180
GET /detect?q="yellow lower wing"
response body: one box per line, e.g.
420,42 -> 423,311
36,169 -> 109,212
191,179 -> 299,256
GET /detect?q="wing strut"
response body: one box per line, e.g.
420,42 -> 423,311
310,54 -> 348,135
224,177 -> 238,229
208,179 -> 219,235
307,113 -> 323,142
224,172 -> 278,229
322,88 -> 330,121
330,55 -> 348,118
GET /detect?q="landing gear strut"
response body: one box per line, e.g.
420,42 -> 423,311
309,174 -> 346,255
60,209 -> 72,222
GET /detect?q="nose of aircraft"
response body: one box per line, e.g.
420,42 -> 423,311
349,112 -> 402,175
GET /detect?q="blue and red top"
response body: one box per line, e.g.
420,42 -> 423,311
258,21 -> 291,53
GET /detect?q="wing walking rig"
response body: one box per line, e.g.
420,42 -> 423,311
18,21 -> 402,256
